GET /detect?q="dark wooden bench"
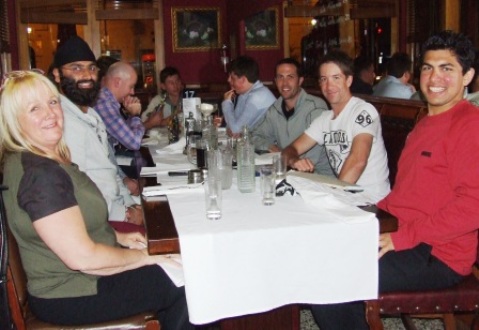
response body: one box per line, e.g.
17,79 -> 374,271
356,94 -> 427,187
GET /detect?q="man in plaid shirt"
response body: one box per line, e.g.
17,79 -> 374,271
95,61 -> 162,151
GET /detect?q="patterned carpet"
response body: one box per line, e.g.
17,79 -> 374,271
300,308 -> 445,329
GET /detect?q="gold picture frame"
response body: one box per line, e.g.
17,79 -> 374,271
172,7 -> 221,52
245,7 -> 279,50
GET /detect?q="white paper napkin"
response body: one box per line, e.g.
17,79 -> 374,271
157,254 -> 185,287
141,137 -> 159,146
157,137 -> 186,154
287,175 -> 375,223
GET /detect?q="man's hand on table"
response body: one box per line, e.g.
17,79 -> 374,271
126,205 -> 144,225
115,231 -> 147,249
378,233 -> 395,258
289,157 -> 315,172
227,128 -> 241,139
143,111 -> 164,130
123,177 -> 140,196
269,145 -> 281,153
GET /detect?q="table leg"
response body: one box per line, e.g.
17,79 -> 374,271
219,305 -> 300,330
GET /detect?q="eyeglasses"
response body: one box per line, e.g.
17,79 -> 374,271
62,64 -> 99,74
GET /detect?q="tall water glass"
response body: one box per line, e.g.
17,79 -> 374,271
206,149 -> 219,178
204,176 -> 222,220
260,165 -> 276,206
218,148 -> 233,190
273,154 -> 287,184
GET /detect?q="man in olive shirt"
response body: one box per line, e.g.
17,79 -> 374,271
252,58 -> 333,176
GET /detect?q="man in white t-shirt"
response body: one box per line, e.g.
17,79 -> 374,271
282,50 -> 390,202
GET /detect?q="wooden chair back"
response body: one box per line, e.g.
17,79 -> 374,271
3,199 -> 161,330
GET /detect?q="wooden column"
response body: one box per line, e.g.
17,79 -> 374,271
444,0 -> 460,31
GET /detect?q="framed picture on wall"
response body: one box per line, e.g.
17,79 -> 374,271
245,7 -> 279,50
172,7 -> 221,52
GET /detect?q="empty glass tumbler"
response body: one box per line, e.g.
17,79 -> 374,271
260,165 -> 276,206
204,176 -> 222,220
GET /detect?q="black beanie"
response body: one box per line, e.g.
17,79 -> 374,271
53,36 -> 96,68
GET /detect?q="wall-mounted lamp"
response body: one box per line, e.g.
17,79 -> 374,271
220,44 -> 229,73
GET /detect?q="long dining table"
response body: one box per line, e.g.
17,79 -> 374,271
138,145 -> 397,330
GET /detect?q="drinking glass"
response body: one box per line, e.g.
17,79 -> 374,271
207,149 -> 219,178
260,165 -> 276,206
217,148 -> 233,190
204,176 -> 222,220
196,138 -> 207,168
273,154 -> 287,184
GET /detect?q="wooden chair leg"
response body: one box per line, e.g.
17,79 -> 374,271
472,312 -> 479,330
365,300 -> 384,330
400,315 -> 418,330
442,313 -> 457,330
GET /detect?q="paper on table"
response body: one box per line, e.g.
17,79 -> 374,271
116,155 -> 133,166
141,137 -> 159,146
183,97 -> 201,121
156,172 -> 188,186
156,254 -> 185,287
255,152 -> 280,165
152,152 -> 196,172
287,171 -> 353,188
140,166 -> 162,177
287,175 -> 376,217
142,183 -> 203,197
156,137 -> 186,154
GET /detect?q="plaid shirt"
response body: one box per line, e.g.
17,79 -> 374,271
94,87 -> 145,150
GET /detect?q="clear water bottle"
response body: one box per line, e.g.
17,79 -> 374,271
202,116 -> 218,150
236,126 -> 255,193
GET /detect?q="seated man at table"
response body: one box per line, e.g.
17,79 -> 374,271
311,30 -> 479,329
222,55 -> 276,137
282,50 -> 390,203
142,66 -> 188,128
51,36 -> 144,227
95,61 -> 162,151
252,57 -> 334,176
350,55 -> 376,95
373,52 -> 416,99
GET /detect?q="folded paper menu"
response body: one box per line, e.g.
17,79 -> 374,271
142,183 -> 203,197
182,97 -> 201,121
140,166 -> 162,177
156,254 -> 185,287
287,171 -> 353,188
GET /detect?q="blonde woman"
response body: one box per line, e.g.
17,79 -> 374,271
0,71 -> 194,329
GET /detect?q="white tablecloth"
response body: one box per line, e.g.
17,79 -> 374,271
166,178 -> 379,324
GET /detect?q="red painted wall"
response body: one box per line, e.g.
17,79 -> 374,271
162,0 -> 229,85
226,0 -> 284,83
163,0 -> 284,85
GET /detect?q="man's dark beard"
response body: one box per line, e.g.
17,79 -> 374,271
59,74 -> 100,107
